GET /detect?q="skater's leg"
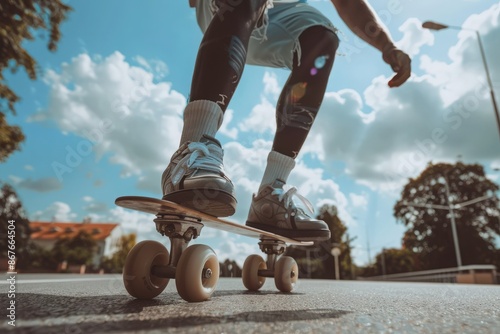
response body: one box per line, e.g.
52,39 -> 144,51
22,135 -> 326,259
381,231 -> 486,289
163,1 -> 269,216
259,26 -> 339,190
180,0 -> 269,145
248,25 -> 338,241
273,25 -> 339,159
189,0 -> 269,110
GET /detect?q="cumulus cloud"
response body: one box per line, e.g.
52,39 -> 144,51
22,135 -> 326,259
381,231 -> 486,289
30,52 -> 186,192
349,193 -> 369,209
211,236 -> 260,267
263,71 -> 281,100
309,3 -> 500,192
134,56 -> 169,80
83,197 -> 109,214
33,202 -> 77,221
396,18 -> 435,57
223,139 -> 355,227
239,71 -> 279,134
219,109 -> 239,139
238,96 -> 276,134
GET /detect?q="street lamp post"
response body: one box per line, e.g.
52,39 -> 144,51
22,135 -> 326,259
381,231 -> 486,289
331,247 -> 341,280
422,21 -> 500,142
403,191 -> 495,269
443,177 -> 462,268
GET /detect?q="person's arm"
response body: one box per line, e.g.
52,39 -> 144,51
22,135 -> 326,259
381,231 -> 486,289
331,0 -> 411,87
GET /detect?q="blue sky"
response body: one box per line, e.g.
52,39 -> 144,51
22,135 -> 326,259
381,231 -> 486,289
2,0 -> 500,266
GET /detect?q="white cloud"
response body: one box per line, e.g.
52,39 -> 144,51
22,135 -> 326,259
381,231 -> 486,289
107,207 -> 157,235
238,96 -> 276,134
33,202 -> 77,221
263,71 -> 281,100
219,108 -> 239,139
134,56 -> 169,80
238,71 -> 281,134
298,132 -> 325,160
211,237 -> 260,267
31,52 -> 186,192
307,3 -> 500,193
223,139 -> 354,227
82,205 -> 160,241
349,193 -> 369,209
396,18 -> 435,57
82,196 -> 93,202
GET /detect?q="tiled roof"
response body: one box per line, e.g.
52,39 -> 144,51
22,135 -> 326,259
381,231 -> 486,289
30,221 -> 119,241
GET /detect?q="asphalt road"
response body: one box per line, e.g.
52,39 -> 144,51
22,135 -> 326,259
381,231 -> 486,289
1,273 -> 499,333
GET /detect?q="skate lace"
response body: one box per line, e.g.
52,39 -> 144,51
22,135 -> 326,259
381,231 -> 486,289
170,142 -> 224,185
272,187 -> 314,215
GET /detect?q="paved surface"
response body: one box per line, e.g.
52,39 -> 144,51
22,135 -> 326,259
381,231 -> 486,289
1,274 -> 499,333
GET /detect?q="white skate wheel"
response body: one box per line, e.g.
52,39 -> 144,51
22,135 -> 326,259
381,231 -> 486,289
242,254 -> 267,291
175,244 -> 219,302
123,240 -> 169,299
274,256 -> 298,293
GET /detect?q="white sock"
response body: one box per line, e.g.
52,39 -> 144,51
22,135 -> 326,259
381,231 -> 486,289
259,151 -> 296,192
180,100 -> 224,145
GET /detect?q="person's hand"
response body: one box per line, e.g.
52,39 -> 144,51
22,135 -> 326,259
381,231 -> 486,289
382,46 -> 411,88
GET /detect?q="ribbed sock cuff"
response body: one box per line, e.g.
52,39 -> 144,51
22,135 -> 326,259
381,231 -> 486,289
180,100 -> 224,145
259,151 -> 296,191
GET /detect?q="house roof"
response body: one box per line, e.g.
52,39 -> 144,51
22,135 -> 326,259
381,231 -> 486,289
30,221 -> 120,241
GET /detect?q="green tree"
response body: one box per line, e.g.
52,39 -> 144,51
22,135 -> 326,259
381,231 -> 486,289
100,233 -> 137,273
28,244 -> 59,271
0,113 -> 24,162
52,230 -> 97,266
394,162 -> 500,270
1,0 -> 72,161
374,248 -> 415,275
0,182 -> 31,268
286,204 -> 355,279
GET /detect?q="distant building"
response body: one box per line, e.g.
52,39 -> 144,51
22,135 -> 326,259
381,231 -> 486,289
30,221 -> 122,267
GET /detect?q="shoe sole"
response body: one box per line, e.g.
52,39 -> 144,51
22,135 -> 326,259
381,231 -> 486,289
163,189 -> 237,217
246,222 -> 331,241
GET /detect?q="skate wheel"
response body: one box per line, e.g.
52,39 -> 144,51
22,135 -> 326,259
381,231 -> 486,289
274,256 -> 298,293
242,254 -> 267,291
176,244 -> 219,302
123,240 -> 169,299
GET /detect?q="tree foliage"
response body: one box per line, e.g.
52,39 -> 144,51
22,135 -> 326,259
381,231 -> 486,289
394,162 -> 500,269
377,248 -> 415,275
100,233 -> 137,273
0,113 -> 25,162
0,0 -> 72,161
0,182 -> 31,268
286,204 -> 356,279
52,230 -> 97,266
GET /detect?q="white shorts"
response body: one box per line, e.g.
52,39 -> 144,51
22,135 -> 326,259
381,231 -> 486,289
195,0 -> 337,69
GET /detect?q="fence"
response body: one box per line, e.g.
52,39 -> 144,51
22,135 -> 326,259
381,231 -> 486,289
360,265 -> 497,284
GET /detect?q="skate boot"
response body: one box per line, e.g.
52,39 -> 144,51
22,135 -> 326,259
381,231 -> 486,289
246,179 -> 330,241
162,135 -> 236,217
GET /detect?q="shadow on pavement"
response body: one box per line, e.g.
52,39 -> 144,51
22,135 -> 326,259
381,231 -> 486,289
10,292 -> 351,333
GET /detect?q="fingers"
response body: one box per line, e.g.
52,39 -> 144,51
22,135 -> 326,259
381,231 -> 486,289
389,62 -> 411,87
384,49 -> 411,88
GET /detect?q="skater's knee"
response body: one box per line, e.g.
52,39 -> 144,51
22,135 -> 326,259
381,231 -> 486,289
298,26 -> 339,68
